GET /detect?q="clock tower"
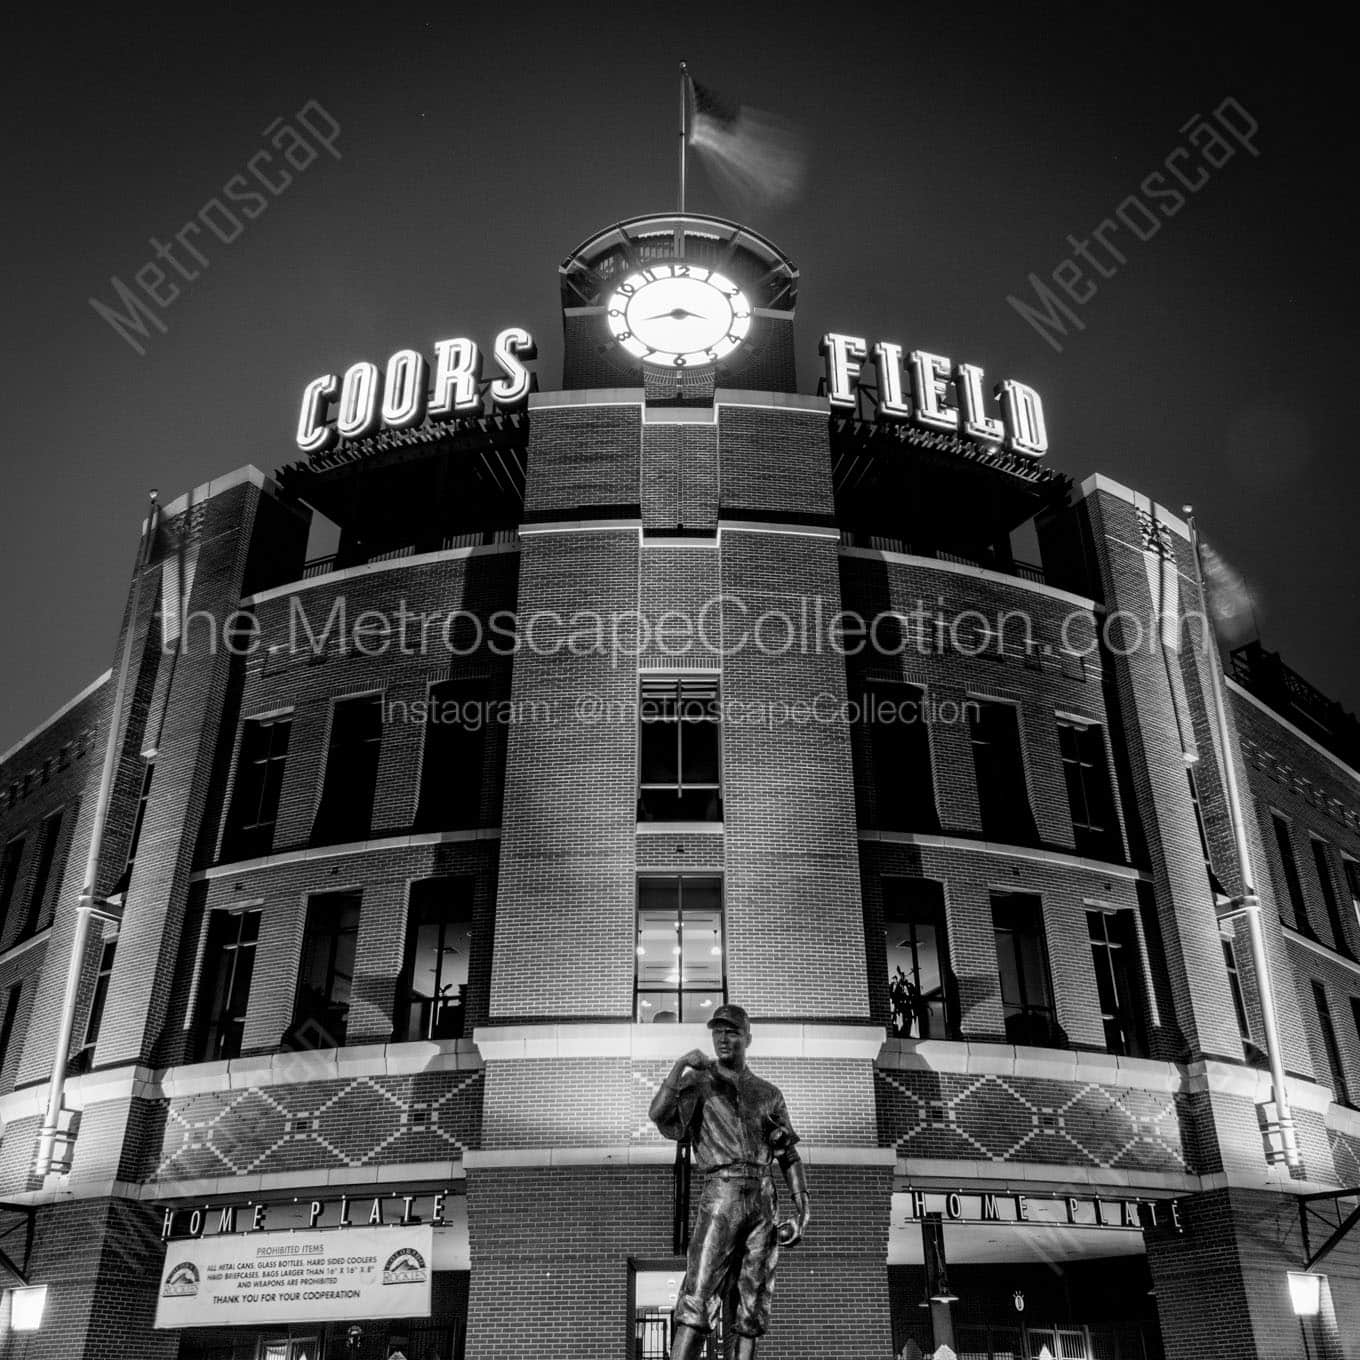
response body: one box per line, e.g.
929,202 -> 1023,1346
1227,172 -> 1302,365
558,212 -> 799,398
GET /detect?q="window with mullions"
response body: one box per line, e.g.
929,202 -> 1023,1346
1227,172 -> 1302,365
1345,859 -> 1360,932
112,761 -> 154,898
394,878 -> 472,1042
195,909 -> 261,1061
0,838 -> 25,936
884,878 -> 955,1039
0,983 -> 22,1076
1310,839 -> 1352,958
864,682 -> 938,832
287,892 -> 360,1049
1271,814 -> 1311,935
1312,981 -> 1351,1108
1087,909 -> 1147,1057
1058,720 -> 1119,859
635,876 -> 724,1023
991,891 -> 1059,1046
222,718 -> 291,861
20,809 -> 63,938
969,702 -> 1035,845
1223,938 -> 1253,1043
414,678 -> 487,832
638,679 -> 721,822
73,938 -> 117,1070
312,696 -> 383,845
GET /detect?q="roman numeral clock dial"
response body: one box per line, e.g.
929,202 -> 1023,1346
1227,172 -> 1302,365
606,264 -> 752,369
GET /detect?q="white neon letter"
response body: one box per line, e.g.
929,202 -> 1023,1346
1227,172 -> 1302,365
956,363 -> 1005,443
296,374 -> 338,455
336,361 -> 381,440
489,327 -> 536,408
908,351 -> 959,431
998,379 -> 1049,457
820,333 -> 867,408
381,348 -> 428,430
871,341 -> 912,419
429,338 -> 483,417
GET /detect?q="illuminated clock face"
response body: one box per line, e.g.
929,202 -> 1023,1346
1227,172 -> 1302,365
606,263 -> 752,368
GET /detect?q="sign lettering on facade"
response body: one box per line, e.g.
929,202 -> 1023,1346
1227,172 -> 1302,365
893,1190 -> 1183,1233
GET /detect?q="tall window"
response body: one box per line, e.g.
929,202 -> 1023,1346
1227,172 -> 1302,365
1223,938 -> 1253,1043
1087,910 -> 1146,1056
991,892 -> 1058,1046
1345,860 -> 1360,932
313,696 -> 383,845
865,683 -> 938,832
112,761 -> 154,898
414,679 -> 487,832
0,983 -> 22,1075
884,878 -> 954,1039
1310,839 -> 1352,958
969,702 -> 1034,845
76,938 -> 118,1063
395,878 -> 472,1041
0,837 -> 25,935
222,718 -> 291,860
196,909 -> 261,1061
288,892 -> 360,1049
21,810 -> 63,938
1058,720 -> 1119,859
635,876 -> 724,1022
1312,981 -> 1351,1108
638,679 -> 721,822
1271,815 -> 1310,935
1350,996 -> 1360,1068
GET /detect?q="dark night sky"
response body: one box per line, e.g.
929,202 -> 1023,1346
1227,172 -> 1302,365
2,2 -> 1355,752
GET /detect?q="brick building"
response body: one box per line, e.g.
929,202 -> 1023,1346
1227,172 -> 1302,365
1,213 -> 1358,1359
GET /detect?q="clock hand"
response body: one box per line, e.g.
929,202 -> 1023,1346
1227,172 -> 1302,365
643,308 -> 706,321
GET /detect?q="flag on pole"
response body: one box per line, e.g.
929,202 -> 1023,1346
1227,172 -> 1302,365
685,73 -> 806,214
1194,533 -> 1260,652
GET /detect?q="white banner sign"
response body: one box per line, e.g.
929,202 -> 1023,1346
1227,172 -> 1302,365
154,1224 -> 433,1329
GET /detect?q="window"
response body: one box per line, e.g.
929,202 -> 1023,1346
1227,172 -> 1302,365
1345,859 -> 1360,932
638,679 -> 721,822
21,810 -> 63,937
1058,720 -> 1119,859
413,679 -> 487,832
75,939 -> 117,1066
0,838 -> 25,934
1087,910 -> 1146,1056
112,762 -> 154,897
969,702 -> 1034,844
1310,839 -> 1352,957
0,983 -> 22,1075
884,878 -> 954,1039
288,892 -> 360,1049
635,876 -> 724,1022
1351,996 -> 1360,1068
1312,981 -> 1351,1108
865,683 -> 938,832
196,909 -> 261,1061
395,878 -> 472,1042
1271,815 -> 1310,935
312,696 -> 383,845
991,892 -> 1058,1046
222,718 -> 291,860
1223,938 -> 1252,1042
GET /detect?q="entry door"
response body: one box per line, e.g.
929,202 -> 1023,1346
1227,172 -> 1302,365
258,1338 -> 321,1360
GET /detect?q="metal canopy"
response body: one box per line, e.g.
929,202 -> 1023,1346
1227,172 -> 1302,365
1298,1186 -> 1360,1270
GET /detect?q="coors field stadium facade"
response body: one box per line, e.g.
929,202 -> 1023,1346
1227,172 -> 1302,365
2,213 -> 1359,1360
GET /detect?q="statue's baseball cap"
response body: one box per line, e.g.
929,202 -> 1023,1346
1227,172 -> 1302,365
706,1003 -> 751,1034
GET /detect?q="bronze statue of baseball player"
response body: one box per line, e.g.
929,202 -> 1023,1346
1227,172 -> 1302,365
650,1003 -> 812,1359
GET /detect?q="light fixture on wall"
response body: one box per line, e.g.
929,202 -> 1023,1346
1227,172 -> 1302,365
9,1285 -> 48,1331
1288,1271 -> 1322,1317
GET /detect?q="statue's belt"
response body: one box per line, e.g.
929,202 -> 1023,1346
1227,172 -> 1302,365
701,1161 -> 773,1181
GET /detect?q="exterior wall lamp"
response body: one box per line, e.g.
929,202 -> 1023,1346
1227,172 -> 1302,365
1287,1270 -> 1322,1317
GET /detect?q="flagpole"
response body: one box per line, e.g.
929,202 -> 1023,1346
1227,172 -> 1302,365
1186,507 -> 1301,1171
678,61 -> 688,214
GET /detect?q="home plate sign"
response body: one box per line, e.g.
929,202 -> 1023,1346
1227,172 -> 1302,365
153,1223 -> 434,1327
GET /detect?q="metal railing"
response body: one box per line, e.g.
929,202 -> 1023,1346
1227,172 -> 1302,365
840,530 -> 1047,585
299,528 -> 519,580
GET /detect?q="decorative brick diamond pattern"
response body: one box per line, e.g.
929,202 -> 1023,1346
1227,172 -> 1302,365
875,1068 -> 1188,1173
150,1070 -> 483,1181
